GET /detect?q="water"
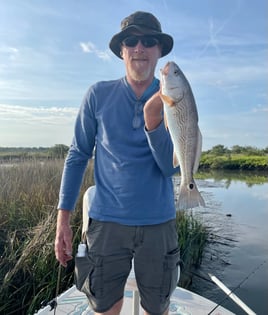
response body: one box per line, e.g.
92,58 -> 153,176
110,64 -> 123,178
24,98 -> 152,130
177,171 -> 268,314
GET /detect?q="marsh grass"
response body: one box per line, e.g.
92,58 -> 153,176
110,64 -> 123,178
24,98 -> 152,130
176,210 -> 208,287
0,159 -> 94,314
0,159 -> 206,314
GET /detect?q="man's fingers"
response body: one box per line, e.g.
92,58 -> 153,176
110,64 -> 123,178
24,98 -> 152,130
55,231 -> 73,267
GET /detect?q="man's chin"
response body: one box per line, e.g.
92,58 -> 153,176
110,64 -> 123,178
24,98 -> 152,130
130,70 -> 151,82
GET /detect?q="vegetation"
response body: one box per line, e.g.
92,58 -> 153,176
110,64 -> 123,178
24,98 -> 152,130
176,211 -> 208,287
0,144 -> 69,161
0,159 -> 207,314
200,145 -> 268,170
1,144 -> 267,170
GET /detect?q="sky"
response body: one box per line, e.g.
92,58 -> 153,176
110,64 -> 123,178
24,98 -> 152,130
0,0 -> 267,150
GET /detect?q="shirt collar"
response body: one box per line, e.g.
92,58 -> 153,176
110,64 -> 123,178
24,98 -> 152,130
122,77 -> 159,102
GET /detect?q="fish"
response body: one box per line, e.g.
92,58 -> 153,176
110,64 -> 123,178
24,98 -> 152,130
160,61 -> 205,210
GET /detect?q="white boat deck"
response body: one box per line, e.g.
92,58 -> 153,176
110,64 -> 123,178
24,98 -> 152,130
36,284 -> 234,315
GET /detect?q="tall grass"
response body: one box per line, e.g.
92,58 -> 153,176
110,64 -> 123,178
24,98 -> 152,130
0,160 -> 206,314
0,160 -> 94,314
176,211 -> 208,287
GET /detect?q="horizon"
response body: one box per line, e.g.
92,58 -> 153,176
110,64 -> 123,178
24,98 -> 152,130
0,143 -> 267,151
0,0 -> 267,150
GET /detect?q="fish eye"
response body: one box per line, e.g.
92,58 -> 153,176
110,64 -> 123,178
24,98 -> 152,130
174,69 -> 179,76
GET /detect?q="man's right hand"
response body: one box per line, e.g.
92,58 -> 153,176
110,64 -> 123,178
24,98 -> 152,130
144,91 -> 163,131
55,209 -> 73,267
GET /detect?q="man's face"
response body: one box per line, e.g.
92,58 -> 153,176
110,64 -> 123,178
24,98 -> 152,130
121,33 -> 162,83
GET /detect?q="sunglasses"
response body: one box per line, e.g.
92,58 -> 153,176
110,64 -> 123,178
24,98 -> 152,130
122,35 -> 160,48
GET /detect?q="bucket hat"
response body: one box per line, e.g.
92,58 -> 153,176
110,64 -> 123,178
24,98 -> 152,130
109,11 -> 173,59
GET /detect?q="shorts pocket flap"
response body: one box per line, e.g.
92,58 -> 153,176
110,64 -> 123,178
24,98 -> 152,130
165,248 -> 180,269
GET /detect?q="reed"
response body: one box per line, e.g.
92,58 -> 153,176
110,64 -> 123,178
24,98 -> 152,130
176,210 -> 208,287
0,160 -> 206,314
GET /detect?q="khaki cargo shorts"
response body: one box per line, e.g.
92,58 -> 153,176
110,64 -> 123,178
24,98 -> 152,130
75,219 -> 180,314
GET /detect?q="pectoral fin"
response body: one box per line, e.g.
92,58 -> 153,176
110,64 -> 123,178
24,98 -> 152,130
160,93 -> 176,107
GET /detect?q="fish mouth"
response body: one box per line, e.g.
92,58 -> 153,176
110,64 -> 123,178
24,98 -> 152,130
161,62 -> 170,75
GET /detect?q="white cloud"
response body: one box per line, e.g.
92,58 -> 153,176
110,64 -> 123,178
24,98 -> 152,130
252,105 -> 268,113
0,45 -> 19,54
0,104 -> 78,147
0,104 -> 77,125
80,41 -> 111,61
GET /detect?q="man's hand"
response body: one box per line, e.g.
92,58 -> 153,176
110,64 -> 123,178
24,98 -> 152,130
55,209 -> 73,267
143,91 -> 163,131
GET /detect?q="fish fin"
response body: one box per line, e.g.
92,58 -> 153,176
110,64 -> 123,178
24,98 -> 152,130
193,127 -> 202,174
160,93 -> 176,107
176,180 -> 206,210
173,152 -> 179,168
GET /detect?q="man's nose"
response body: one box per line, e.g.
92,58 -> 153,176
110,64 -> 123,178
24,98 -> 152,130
134,40 -> 145,51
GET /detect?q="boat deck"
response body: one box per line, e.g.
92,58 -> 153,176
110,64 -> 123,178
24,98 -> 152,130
36,285 -> 234,315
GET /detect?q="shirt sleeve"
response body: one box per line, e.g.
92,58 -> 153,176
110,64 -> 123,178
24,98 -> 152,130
145,120 -> 180,177
57,89 -> 97,211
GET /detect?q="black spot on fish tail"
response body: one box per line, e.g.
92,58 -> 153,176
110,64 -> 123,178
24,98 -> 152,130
188,183 -> 194,190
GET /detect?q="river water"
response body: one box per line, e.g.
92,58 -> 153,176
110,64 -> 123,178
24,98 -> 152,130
174,171 -> 268,314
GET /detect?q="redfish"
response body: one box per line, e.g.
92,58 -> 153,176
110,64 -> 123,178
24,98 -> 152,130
160,61 -> 205,210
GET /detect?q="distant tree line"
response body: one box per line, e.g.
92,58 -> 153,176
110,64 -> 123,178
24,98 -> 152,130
200,145 -> 268,170
0,144 -> 267,170
0,144 -> 69,160
204,144 -> 268,156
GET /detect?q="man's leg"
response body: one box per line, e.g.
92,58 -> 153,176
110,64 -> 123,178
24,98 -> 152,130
144,308 -> 168,315
134,220 -> 180,315
95,298 -> 123,315
84,220 -> 134,314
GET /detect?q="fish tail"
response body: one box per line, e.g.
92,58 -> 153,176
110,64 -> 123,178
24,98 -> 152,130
176,182 -> 205,210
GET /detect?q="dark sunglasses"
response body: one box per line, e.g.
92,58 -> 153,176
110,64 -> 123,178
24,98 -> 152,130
122,35 -> 160,48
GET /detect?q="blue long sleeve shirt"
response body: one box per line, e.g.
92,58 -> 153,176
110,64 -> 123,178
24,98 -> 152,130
58,77 -> 179,225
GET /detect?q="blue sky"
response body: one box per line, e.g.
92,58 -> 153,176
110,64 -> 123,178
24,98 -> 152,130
0,0 -> 267,150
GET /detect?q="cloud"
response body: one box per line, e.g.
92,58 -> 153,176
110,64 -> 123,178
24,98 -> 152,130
0,104 -> 78,126
0,45 -> 19,54
80,41 -> 111,61
0,104 -> 79,146
252,105 -> 268,113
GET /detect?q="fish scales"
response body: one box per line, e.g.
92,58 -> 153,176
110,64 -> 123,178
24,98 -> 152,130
160,61 -> 205,210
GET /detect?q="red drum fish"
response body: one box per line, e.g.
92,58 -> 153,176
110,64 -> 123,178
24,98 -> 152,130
160,61 -> 205,210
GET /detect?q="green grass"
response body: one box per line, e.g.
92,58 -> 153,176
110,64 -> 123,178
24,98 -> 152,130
176,211 -> 208,287
0,159 -> 207,314
0,160 -> 94,314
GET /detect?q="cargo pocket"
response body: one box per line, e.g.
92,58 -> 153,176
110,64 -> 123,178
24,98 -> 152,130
75,254 -> 92,292
161,247 -> 180,301
75,254 -> 104,300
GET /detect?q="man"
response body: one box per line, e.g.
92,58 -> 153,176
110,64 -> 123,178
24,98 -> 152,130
55,11 -> 180,315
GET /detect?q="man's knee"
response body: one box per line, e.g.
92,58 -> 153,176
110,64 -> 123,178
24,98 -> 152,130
94,298 -> 123,315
